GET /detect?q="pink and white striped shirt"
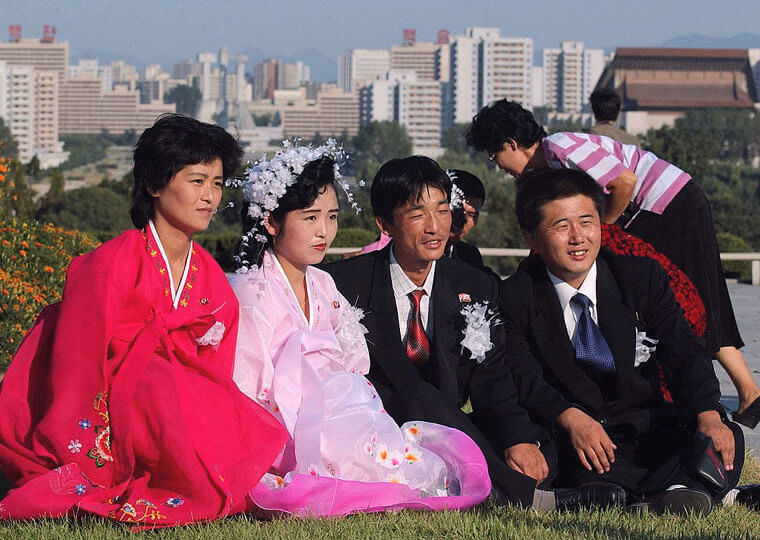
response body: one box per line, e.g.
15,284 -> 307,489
542,132 -> 691,214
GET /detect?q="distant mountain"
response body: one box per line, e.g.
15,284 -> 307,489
286,48 -> 336,84
71,48 -> 148,68
658,33 -> 760,49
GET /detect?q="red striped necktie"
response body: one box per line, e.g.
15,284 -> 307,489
405,289 -> 430,365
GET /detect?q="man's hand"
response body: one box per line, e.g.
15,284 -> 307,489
504,442 -> 549,484
556,407 -> 616,474
697,410 -> 735,471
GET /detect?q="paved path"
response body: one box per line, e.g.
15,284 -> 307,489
720,283 -> 760,455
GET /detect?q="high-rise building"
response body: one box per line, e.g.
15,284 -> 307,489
390,42 -> 448,82
542,41 -> 605,112
59,74 -> 175,135
360,70 -> 442,150
0,32 -> 68,167
338,49 -> 390,93
479,36 -> 532,109
281,84 -> 359,139
0,37 -> 68,79
449,27 -> 533,125
397,79 -> 442,149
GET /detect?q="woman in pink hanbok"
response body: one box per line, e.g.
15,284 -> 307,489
229,141 -> 491,517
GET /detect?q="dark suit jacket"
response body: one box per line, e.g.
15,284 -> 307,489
324,244 -> 547,453
499,250 -> 722,433
450,240 -> 501,280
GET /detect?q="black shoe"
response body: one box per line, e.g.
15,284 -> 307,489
732,396 -> 760,429
735,484 -> 760,510
636,488 -> 713,516
554,482 -> 626,511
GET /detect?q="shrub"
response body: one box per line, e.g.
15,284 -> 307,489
0,219 -> 99,372
717,232 -> 752,280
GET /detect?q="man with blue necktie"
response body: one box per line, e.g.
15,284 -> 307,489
499,167 -> 760,515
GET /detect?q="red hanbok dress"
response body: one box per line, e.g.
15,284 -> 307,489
0,224 -> 287,527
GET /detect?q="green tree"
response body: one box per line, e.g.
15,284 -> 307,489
352,121 -> 413,165
36,186 -> 132,233
35,168 -> 66,219
165,85 -> 202,117
0,117 -> 19,159
60,134 -> 112,171
25,155 -> 41,181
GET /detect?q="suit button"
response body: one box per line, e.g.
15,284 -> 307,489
599,417 -> 608,426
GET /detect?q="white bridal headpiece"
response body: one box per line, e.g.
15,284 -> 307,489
228,138 -> 361,265
445,169 -> 465,210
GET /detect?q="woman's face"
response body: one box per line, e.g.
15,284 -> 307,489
151,158 -> 223,236
266,184 -> 339,270
489,142 -> 530,178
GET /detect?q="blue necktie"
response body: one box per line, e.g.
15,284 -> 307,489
571,293 -> 616,373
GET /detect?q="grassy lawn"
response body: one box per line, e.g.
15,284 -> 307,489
2,452 -> 759,539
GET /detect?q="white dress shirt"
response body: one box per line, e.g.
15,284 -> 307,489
547,262 -> 599,346
389,246 -> 436,341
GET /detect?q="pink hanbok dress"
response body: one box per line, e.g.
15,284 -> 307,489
230,250 -> 490,517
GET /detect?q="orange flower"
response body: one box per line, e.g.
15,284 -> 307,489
43,266 -> 54,273
20,241 -> 29,248
19,250 -> 26,257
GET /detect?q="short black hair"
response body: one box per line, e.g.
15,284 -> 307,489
590,88 -> 622,122
240,155 -> 336,266
449,169 -> 485,203
466,99 -> 546,154
515,168 -> 606,233
131,114 -> 243,228
371,156 -> 451,224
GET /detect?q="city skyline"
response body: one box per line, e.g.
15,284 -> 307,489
6,0 -> 760,81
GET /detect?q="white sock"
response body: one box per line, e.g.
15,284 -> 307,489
722,488 -> 740,506
532,489 -> 556,510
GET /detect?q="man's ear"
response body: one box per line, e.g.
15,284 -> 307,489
523,230 -> 537,251
376,216 -> 392,237
505,139 -> 517,151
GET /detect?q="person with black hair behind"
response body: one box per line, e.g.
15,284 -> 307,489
500,167 -> 760,514
325,155 -> 626,511
587,88 -> 641,147
445,169 -> 499,279
467,99 -> 760,429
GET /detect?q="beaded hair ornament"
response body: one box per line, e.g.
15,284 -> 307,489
228,138 -> 361,265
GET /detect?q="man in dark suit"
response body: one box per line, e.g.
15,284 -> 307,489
500,167 -> 759,514
325,156 -> 624,510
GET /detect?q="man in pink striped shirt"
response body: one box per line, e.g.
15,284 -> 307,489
467,99 -> 760,430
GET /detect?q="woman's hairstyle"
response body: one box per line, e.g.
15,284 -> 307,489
514,168 -> 606,233
466,99 -> 547,154
447,169 -> 484,236
131,114 -> 243,228
370,156 -> 451,224
240,155 -> 336,266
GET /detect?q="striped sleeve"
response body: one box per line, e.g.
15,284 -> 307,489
543,133 -> 626,189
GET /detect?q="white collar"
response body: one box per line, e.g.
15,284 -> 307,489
148,220 -> 193,309
389,244 -> 436,298
547,261 -> 598,312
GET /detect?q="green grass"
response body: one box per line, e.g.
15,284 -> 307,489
2,452 -> 759,539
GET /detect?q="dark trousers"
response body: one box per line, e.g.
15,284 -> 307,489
381,381 -> 557,506
553,407 -> 743,502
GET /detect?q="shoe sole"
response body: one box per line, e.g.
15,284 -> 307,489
654,489 -> 713,516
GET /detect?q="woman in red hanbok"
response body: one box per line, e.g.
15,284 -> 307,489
0,115 -> 287,527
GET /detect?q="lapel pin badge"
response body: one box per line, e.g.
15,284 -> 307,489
458,293 -> 471,303
333,301 -> 341,309
199,298 -> 209,306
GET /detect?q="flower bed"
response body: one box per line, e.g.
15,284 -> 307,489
0,219 -> 99,372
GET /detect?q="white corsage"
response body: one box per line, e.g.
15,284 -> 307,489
197,321 -> 226,350
335,304 -> 369,360
460,302 -> 500,363
634,330 -> 658,368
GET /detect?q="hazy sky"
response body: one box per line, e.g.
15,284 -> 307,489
5,0 -> 760,68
